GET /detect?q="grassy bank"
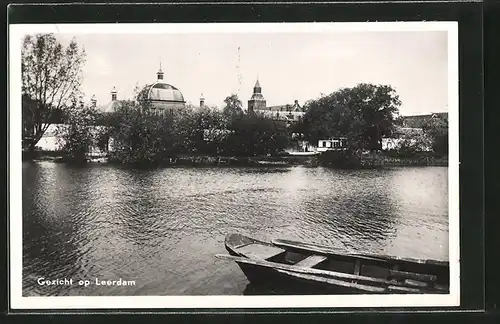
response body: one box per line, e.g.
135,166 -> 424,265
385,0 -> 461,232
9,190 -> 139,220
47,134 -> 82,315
108,154 -> 319,167
25,150 -> 447,168
358,154 -> 448,167
319,150 -> 448,168
25,150 -> 319,167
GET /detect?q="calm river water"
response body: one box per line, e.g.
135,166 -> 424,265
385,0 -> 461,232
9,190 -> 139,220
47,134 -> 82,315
22,162 -> 449,296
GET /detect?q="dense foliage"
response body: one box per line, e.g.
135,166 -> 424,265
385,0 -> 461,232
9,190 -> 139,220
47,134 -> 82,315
96,94 -> 289,165
300,83 -> 402,151
40,78 -> 448,166
222,112 -> 290,156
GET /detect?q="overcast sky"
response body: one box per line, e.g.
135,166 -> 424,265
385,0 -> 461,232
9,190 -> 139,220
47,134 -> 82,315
53,30 -> 449,116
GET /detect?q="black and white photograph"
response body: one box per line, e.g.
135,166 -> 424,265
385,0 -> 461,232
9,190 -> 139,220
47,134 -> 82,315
9,22 -> 459,309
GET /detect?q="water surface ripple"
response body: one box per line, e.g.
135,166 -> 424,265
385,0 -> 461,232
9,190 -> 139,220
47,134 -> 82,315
22,162 -> 449,296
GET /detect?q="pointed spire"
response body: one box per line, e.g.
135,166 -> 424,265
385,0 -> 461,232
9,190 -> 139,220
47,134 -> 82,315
253,77 -> 262,94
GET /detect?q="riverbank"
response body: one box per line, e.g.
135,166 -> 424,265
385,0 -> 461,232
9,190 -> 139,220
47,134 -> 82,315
23,150 -> 448,168
317,150 -> 448,168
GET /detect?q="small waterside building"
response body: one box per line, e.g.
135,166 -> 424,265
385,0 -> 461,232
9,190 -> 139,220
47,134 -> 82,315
317,138 -> 348,152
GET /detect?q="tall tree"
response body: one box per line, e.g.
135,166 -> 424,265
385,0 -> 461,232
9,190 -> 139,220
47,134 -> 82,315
21,33 -> 86,152
302,83 -> 401,151
224,113 -> 290,156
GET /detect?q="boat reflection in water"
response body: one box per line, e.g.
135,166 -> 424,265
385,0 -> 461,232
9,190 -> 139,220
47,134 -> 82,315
242,282 -> 324,296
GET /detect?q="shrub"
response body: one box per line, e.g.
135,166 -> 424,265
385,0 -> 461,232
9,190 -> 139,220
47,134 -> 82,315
55,105 -> 97,163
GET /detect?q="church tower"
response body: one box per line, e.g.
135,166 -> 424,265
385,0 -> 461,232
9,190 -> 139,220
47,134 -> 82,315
200,93 -> 205,108
247,78 -> 266,112
157,63 -> 164,81
111,86 -> 117,101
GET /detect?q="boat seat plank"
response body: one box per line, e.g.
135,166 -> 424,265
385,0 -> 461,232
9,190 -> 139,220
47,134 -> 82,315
387,285 -> 422,293
295,255 -> 327,268
389,269 -> 437,282
236,243 -> 285,260
404,279 -> 429,288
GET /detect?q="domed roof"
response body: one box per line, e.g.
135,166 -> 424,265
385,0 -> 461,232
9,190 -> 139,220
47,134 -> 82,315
145,82 -> 185,103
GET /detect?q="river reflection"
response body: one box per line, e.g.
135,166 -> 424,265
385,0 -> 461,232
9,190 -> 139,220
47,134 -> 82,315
22,162 -> 449,296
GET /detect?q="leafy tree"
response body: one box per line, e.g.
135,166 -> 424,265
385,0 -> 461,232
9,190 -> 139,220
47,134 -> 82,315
222,94 -> 243,120
224,113 -> 290,156
188,107 -> 227,155
106,101 -> 177,165
56,101 -> 97,163
21,33 -> 86,153
302,83 -> 401,151
172,108 -> 199,153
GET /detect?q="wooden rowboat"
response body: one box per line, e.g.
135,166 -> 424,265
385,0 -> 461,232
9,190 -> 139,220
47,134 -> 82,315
216,233 -> 449,294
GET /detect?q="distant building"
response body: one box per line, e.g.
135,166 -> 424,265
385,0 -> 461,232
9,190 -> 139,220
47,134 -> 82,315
199,93 -> 205,109
247,79 -> 267,112
381,127 -> 429,151
95,87 -> 123,113
400,112 -> 448,128
247,79 -> 306,124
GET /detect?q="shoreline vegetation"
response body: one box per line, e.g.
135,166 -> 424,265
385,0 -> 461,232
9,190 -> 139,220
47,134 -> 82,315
24,150 -> 448,168
22,91 -> 449,170
21,33 -> 449,171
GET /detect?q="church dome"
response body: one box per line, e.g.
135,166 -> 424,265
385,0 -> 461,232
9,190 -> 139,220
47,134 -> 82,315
145,82 -> 185,103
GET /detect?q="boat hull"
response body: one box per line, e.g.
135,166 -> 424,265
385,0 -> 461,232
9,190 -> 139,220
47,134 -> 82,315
233,260 -> 385,294
221,233 -> 449,295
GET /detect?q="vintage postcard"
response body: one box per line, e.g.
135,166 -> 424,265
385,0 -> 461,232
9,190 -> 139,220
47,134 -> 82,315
9,21 -> 459,309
